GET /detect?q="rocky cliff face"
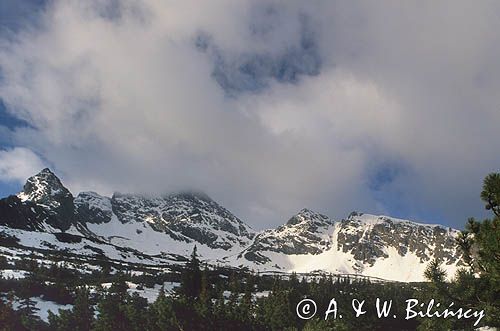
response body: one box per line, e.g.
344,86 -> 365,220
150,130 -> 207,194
0,195 -> 50,231
109,192 -> 254,250
16,168 -> 75,230
75,191 -> 113,225
336,212 -> 461,267
0,169 -> 465,282
242,209 -> 334,264
232,211 -> 464,281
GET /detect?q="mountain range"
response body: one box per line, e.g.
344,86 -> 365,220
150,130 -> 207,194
0,168 -> 464,282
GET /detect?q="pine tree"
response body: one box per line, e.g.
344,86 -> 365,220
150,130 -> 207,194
424,258 -> 447,283
180,246 -> 202,300
0,293 -> 26,331
213,285 -> 226,320
226,274 -> 240,321
148,286 -> 178,330
481,173 -> 500,217
123,292 -> 148,331
238,289 -> 252,323
267,290 -> 294,331
94,284 -> 130,331
73,288 -> 94,331
18,296 -> 39,330
196,267 -> 211,318
109,272 -> 129,300
455,172 -> 500,327
48,308 -> 74,331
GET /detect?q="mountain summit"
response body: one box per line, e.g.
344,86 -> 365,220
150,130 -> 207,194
17,168 -> 72,205
16,168 -> 75,230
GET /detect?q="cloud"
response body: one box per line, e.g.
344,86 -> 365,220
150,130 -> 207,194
0,1 -> 499,228
199,6 -> 321,95
0,147 -> 45,183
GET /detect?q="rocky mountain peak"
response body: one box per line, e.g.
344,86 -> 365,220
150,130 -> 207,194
171,191 -> 213,203
336,212 -> 462,270
18,168 -> 72,205
242,209 -> 335,264
286,208 -> 332,226
16,168 -> 75,230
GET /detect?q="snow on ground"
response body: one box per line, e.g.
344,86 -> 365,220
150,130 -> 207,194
0,225 -> 171,266
10,297 -> 73,322
225,217 -> 461,282
353,213 -> 444,228
360,246 -> 455,282
0,269 -> 29,279
0,206 -> 462,284
253,290 -> 270,299
128,282 -> 180,303
99,281 -> 180,303
232,244 -> 459,282
86,215 -> 244,261
32,297 -> 73,322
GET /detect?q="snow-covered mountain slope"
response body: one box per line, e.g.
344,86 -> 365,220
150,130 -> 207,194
110,192 -> 254,250
0,169 -> 256,265
234,209 -> 336,265
72,189 -> 255,260
0,168 -> 465,282
228,211 -> 463,282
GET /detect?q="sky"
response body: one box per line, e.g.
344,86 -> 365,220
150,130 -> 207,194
0,0 -> 499,230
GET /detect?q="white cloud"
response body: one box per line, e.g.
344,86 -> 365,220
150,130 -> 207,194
0,147 -> 45,184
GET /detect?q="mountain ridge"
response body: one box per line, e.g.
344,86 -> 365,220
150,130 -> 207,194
0,168 -> 464,282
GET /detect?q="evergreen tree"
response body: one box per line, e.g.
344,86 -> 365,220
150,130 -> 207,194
48,308 -> 74,331
226,272 -> 241,320
455,172 -> 500,327
94,277 -> 131,331
0,293 -> 26,331
180,246 -> 202,300
196,267 -> 211,318
424,258 -> 447,283
18,296 -> 40,330
47,288 -> 94,331
237,274 -> 254,323
213,285 -> 226,320
123,292 -> 148,331
73,288 -> 94,331
267,290 -> 294,331
481,173 -> 500,217
148,286 -> 179,330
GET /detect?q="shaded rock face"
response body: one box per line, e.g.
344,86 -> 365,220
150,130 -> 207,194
17,168 -> 75,230
110,192 -> 255,250
0,195 -> 50,230
336,213 -> 463,267
244,209 -> 334,264
75,192 -> 113,224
